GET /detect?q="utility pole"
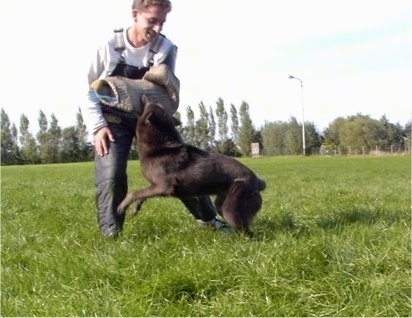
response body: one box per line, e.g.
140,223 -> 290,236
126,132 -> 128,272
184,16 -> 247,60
288,75 -> 306,156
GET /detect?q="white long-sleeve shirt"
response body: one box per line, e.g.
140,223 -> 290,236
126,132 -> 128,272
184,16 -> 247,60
84,27 -> 177,139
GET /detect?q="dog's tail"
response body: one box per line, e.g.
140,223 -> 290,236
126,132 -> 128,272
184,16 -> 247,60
233,177 -> 266,192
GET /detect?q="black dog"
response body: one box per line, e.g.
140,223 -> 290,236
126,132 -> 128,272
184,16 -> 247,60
117,98 -> 266,236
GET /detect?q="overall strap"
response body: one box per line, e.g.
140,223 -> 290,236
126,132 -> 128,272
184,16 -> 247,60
113,29 -> 164,67
147,34 -> 165,67
113,28 -> 126,63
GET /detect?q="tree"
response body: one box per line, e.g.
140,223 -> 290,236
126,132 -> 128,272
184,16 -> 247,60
37,110 -> 50,163
11,123 -> 20,163
208,105 -> 216,150
215,98 -> 228,140
19,114 -> 38,163
1,108 -> 19,164
338,114 -> 378,154
75,107 -> 92,161
339,120 -> 364,154
304,121 -> 322,154
284,117 -> 301,155
230,103 -> 239,145
237,101 -> 255,156
215,97 -> 229,153
46,114 -> 62,163
60,126 -> 79,162
404,121 -> 411,153
323,117 -> 346,154
197,102 -> 210,150
261,121 -> 287,156
379,115 -> 404,152
184,105 -> 196,145
324,114 -> 400,154
37,110 -> 48,142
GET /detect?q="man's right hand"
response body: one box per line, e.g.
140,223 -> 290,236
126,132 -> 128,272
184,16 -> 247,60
94,126 -> 115,157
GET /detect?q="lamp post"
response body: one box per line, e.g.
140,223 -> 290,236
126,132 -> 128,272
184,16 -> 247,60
288,75 -> 306,156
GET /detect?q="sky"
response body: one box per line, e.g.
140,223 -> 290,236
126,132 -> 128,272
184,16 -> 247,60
0,0 -> 411,135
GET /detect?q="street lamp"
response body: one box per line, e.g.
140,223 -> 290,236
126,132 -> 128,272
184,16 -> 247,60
288,75 -> 306,156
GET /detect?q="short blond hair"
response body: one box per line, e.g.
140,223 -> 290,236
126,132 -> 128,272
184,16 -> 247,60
132,0 -> 172,12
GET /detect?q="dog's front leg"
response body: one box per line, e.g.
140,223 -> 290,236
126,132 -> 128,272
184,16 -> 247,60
117,184 -> 172,215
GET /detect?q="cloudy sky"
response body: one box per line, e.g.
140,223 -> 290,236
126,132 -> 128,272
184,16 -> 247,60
0,0 -> 410,134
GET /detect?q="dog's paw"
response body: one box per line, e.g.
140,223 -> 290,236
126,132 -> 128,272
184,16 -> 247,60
117,204 -> 126,215
117,194 -> 134,215
117,199 -> 130,215
130,199 -> 144,216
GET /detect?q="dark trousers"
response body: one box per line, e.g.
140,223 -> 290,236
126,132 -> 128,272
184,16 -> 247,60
94,108 -> 217,236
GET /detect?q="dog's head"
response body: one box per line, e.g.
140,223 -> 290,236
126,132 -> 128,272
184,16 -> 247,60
137,95 -> 183,146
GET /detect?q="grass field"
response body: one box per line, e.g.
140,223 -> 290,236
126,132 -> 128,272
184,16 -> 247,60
1,155 -> 411,317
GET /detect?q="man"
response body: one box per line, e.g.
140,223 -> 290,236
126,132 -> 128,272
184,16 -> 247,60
84,0 -> 228,237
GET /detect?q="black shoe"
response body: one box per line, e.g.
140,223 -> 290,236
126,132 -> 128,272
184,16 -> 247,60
197,218 -> 232,234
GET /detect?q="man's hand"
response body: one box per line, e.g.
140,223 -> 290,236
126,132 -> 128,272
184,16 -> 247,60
94,126 -> 115,157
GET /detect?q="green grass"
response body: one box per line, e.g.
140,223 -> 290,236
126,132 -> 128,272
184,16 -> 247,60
1,156 -> 410,317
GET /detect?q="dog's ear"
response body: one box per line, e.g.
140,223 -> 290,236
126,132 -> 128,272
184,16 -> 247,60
173,117 -> 181,126
144,112 -> 153,125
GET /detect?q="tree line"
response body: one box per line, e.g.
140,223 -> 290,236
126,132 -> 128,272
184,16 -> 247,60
262,114 -> 410,156
1,108 -> 92,165
1,98 -> 410,165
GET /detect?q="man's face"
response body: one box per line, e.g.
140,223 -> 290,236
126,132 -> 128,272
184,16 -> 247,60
133,5 -> 168,43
